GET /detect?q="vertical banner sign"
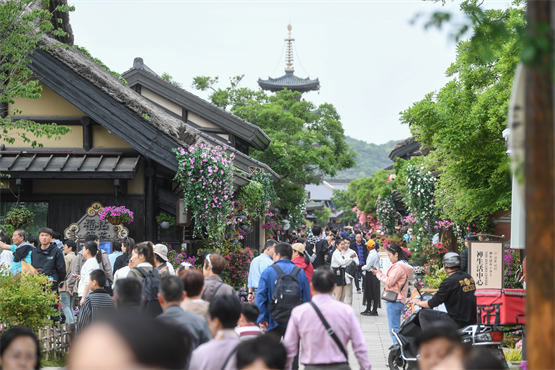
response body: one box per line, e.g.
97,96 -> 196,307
469,242 -> 504,289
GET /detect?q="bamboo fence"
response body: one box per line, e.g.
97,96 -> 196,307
37,323 -> 74,360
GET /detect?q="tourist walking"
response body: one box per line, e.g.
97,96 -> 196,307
59,240 -> 77,323
76,269 -> 115,336
67,234 -> 113,295
77,241 -> 101,305
201,254 -> 236,302
306,225 -> 328,269
291,243 -> 314,283
0,229 -> 34,274
256,242 -> 309,368
361,239 -> 381,316
189,295 -> 242,370
283,267 -> 372,370
247,239 -> 277,303
153,243 -> 175,277
156,275 -> 211,351
235,303 -> 262,341
31,228 -> 66,290
350,233 -> 368,294
372,243 -> 413,343
330,238 -> 359,305
179,268 -> 210,322
127,242 -> 155,282
113,237 -> 135,273
108,239 -> 123,270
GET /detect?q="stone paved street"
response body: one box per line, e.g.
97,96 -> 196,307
347,283 -> 391,370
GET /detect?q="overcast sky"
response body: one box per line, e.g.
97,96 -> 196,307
68,0 -> 511,145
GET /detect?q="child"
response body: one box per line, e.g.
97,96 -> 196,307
76,269 -> 115,336
235,303 -> 262,341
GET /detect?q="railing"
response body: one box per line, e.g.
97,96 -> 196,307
38,323 -> 74,360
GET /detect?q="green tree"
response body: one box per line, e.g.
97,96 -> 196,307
1,0 -> 73,148
191,76 -> 357,216
331,189 -> 357,223
347,170 -> 392,216
313,207 -> 331,227
400,2 -> 524,224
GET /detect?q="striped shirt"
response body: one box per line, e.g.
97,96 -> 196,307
235,325 -> 262,341
76,289 -> 115,336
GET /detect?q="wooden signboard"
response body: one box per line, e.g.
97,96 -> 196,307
64,203 -> 129,253
468,241 -> 504,290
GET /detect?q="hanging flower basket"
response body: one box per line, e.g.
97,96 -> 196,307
99,206 -> 134,225
107,216 -> 123,225
3,207 -> 34,230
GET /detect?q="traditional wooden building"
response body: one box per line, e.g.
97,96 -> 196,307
0,30 -> 277,250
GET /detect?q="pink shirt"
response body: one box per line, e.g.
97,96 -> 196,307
283,294 -> 371,370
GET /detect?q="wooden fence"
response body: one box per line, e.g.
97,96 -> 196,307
38,323 -> 74,360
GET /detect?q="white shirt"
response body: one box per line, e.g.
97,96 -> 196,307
330,249 -> 359,284
78,258 -> 100,297
112,266 -> 130,288
362,250 -> 380,271
0,250 -> 13,269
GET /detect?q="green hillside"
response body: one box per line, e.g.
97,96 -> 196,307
331,137 -> 399,180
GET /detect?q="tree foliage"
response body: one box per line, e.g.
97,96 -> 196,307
314,207 -> 331,227
334,137 -> 397,179
400,2 -> 524,224
191,76 -> 357,215
0,0 -> 74,148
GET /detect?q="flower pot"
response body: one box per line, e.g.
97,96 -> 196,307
237,205 -> 245,212
160,221 -> 171,229
228,224 -> 236,230
247,216 -> 252,221
240,225 -> 249,231
107,216 -> 123,225
233,239 -> 239,245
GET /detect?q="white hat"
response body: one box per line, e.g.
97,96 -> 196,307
153,244 -> 168,262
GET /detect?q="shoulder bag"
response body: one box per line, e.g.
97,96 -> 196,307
382,270 -> 409,303
310,302 -> 350,366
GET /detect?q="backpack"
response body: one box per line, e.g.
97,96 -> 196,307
270,265 -> 302,323
136,267 -> 163,318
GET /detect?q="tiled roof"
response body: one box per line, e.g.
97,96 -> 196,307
258,71 -> 320,93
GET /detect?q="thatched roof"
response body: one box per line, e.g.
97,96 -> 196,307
34,36 -> 279,180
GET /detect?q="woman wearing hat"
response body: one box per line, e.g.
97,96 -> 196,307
361,239 -> 381,316
153,244 -> 175,277
291,243 -> 314,283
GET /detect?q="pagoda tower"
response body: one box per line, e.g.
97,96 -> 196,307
258,24 -> 320,94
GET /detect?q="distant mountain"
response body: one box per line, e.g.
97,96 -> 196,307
331,137 -> 399,180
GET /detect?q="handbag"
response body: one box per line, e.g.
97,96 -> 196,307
333,267 -> 346,286
382,271 -> 409,303
345,261 -> 357,278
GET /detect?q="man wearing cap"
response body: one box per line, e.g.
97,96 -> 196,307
460,234 -> 476,273
153,244 -> 175,277
247,239 -> 277,303
413,252 -> 477,330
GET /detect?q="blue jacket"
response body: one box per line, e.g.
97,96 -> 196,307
255,259 -> 311,331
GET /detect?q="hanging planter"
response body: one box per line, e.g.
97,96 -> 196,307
99,206 -> 134,225
156,213 -> 177,229
173,144 -> 234,239
3,207 -> 35,230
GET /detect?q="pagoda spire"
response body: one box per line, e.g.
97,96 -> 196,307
285,24 -> 294,72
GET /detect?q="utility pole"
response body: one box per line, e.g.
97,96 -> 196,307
525,2 -> 555,368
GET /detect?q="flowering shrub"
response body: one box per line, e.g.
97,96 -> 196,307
414,266 -> 426,275
376,195 -> 396,234
236,287 -> 248,303
167,244 -> 196,271
99,206 -> 134,223
406,165 -> 436,244
251,171 -> 277,217
174,144 -> 234,238
423,265 -> 448,289
504,250 -> 523,289
236,180 -> 264,219
401,297 -> 413,321
221,245 -> 253,288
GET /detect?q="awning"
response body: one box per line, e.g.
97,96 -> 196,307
0,152 -> 141,179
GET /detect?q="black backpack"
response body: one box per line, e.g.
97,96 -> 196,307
270,265 -> 302,323
136,267 -> 163,318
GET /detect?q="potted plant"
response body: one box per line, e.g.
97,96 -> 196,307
99,206 -> 134,225
3,207 -> 34,230
156,213 -> 177,229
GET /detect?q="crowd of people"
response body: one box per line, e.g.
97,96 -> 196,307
0,225 -> 506,370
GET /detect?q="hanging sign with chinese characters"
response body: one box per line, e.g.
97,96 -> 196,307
468,242 -> 504,290
64,202 -> 129,242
